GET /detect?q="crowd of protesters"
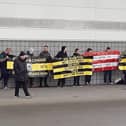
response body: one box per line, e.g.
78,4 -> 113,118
0,46 -> 125,97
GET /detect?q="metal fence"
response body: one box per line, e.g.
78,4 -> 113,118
0,40 -> 125,87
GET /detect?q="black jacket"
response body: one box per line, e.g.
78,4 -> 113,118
39,51 -> 52,62
56,51 -> 68,58
73,52 -> 80,57
14,57 -> 28,82
0,52 -> 9,69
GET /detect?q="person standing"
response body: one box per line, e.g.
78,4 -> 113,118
119,52 -> 126,84
27,48 -> 34,88
73,48 -> 80,86
0,48 -> 12,89
55,46 -> 68,87
14,51 -> 30,97
104,47 -> 112,84
84,48 -> 93,85
39,45 -> 52,87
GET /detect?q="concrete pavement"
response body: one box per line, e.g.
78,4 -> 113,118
0,85 -> 126,126
0,85 -> 126,106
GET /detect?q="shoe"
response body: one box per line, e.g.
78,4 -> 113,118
88,82 -> 91,85
25,95 -> 32,99
85,82 -> 88,85
57,83 -> 60,87
79,85 -> 83,87
4,86 -> 8,90
73,85 -> 76,87
39,85 -> 42,88
15,95 -> 20,98
45,85 -> 49,87
109,82 -> 114,85
61,85 -> 64,88
104,82 -> 107,85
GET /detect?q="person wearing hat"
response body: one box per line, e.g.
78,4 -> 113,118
14,51 -> 30,97
55,46 -> 68,87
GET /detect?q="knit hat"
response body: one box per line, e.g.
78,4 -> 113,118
19,51 -> 26,56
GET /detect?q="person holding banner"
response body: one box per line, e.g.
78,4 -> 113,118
39,45 -> 52,87
73,48 -> 80,86
0,48 -> 12,89
118,52 -> 126,84
55,46 -> 68,87
27,48 -> 34,88
104,47 -> 113,84
14,51 -> 31,97
84,48 -> 93,85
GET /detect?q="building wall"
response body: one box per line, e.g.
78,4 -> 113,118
0,0 -> 126,21
0,0 -> 125,40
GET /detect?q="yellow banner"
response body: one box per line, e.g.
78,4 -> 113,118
7,61 -> 53,71
53,57 -> 93,79
32,63 -> 48,71
54,71 -> 93,79
81,59 -> 93,63
54,73 -> 74,79
7,61 -> 14,70
119,66 -> 126,70
7,56 -> 93,79
80,65 -> 93,69
120,58 -> 126,63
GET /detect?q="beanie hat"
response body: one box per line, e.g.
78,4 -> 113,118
19,51 -> 26,56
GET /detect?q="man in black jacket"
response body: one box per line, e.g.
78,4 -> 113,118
14,51 -> 30,97
39,45 -> 52,87
55,46 -> 68,87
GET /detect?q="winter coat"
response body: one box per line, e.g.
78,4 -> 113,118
56,51 -> 68,58
14,57 -> 28,82
39,51 -> 52,62
73,52 -> 80,57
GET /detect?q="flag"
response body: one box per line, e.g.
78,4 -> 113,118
83,50 -> 120,72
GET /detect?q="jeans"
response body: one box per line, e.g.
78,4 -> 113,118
85,75 -> 91,84
73,76 -> 80,86
104,70 -> 112,83
1,68 -> 9,87
57,78 -> 65,87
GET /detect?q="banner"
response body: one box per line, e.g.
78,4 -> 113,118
7,57 -> 52,77
83,50 -> 120,72
52,56 -> 93,79
119,56 -> 126,70
7,61 -> 14,70
7,50 -> 120,79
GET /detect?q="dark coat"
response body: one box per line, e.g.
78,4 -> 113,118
0,52 -> 8,69
39,51 -> 52,62
73,52 -> 80,57
14,57 -> 28,82
56,51 -> 68,58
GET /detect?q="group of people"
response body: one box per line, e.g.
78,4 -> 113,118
0,48 -> 30,97
0,46 -> 115,97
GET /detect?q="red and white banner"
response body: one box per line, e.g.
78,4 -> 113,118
83,50 -> 120,72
